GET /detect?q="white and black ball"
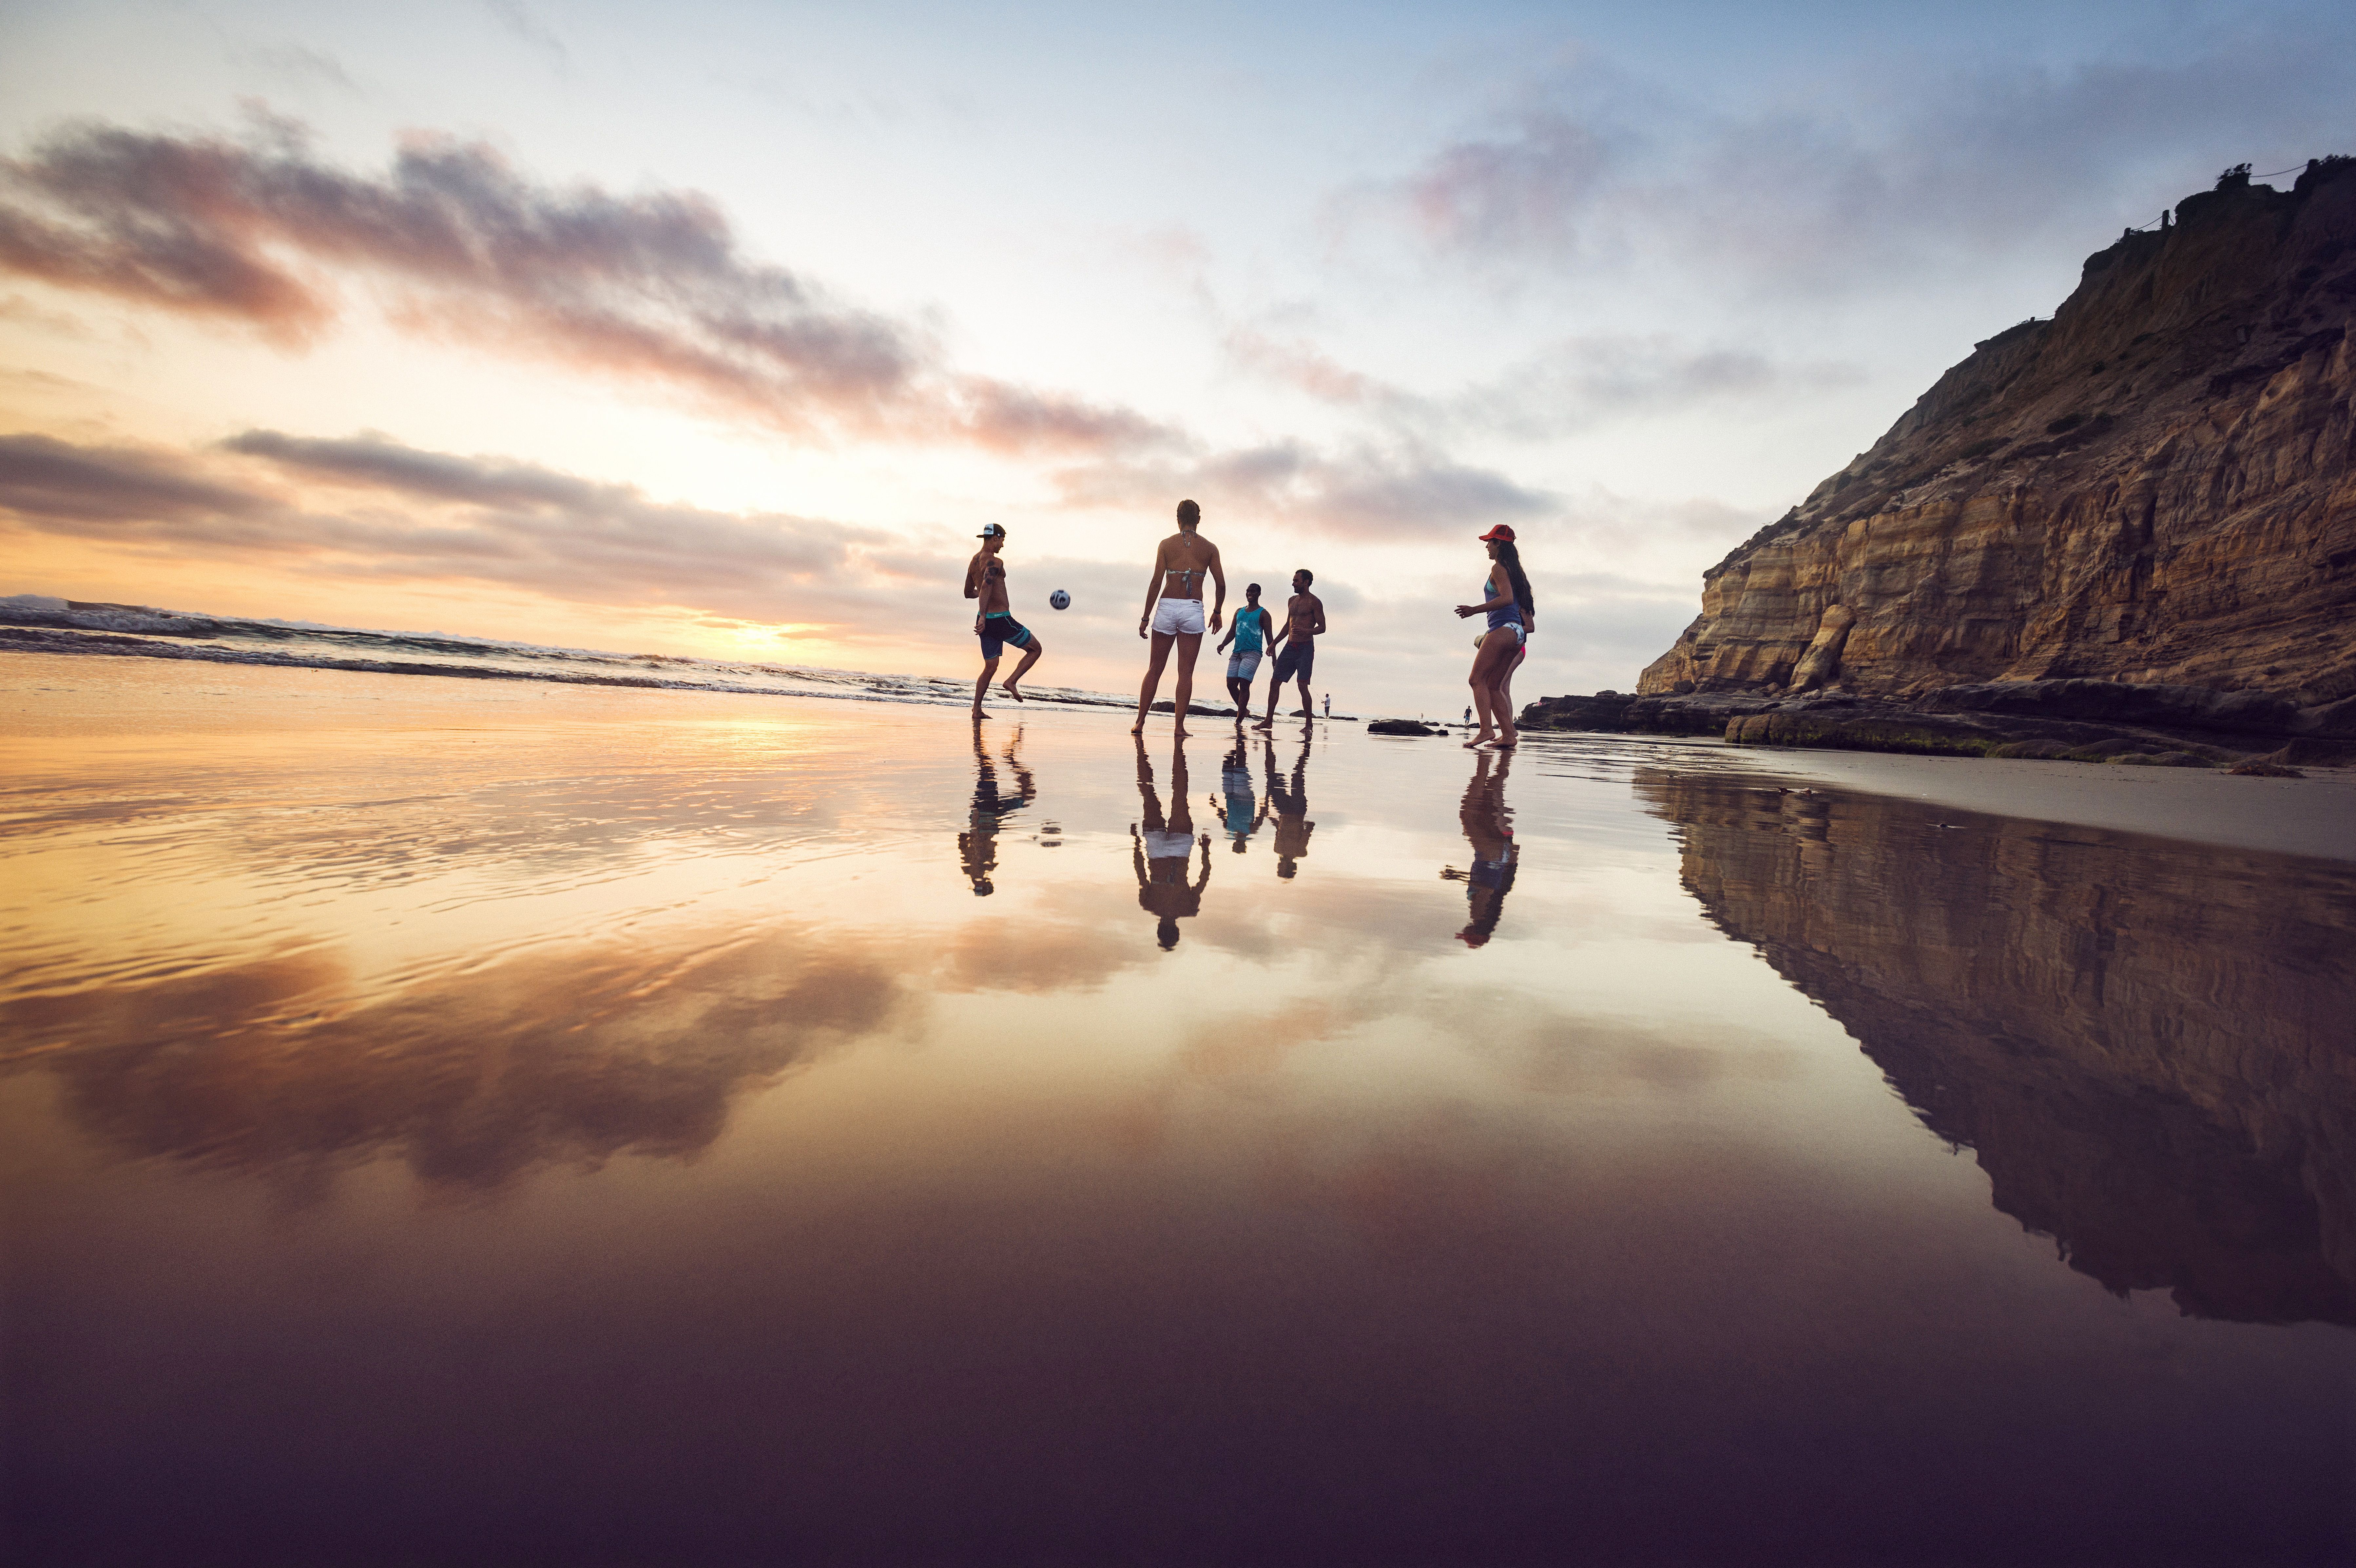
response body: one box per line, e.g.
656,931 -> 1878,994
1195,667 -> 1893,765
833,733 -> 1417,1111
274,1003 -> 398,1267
1049,589 -> 1071,611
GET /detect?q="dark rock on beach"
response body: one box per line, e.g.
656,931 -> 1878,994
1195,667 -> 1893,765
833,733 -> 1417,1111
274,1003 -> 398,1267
1367,718 -> 1444,736
1517,679 -> 2353,767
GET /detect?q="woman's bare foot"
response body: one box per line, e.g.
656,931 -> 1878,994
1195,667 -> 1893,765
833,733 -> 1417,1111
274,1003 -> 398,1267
1463,733 -> 1493,749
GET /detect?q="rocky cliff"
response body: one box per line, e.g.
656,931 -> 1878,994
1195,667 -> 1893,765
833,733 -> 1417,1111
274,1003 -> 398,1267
1639,159 -> 2356,715
1645,771 -> 2356,1327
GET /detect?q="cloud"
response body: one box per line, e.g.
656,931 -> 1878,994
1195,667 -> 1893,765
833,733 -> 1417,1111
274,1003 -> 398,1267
1227,325 -> 1863,438
0,427 -> 906,625
481,0 -> 568,70
1378,18 -> 2356,294
0,117 -> 1596,547
1055,437 -> 1558,542
0,115 -> 1188,457
240,44 -> 360,95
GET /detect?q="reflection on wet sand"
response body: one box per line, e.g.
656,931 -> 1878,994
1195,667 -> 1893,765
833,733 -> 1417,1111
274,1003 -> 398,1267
1132,736 -> 1211,948
960,722 -> 1035,896
1212,742 -> 1266,852
0,927 -> 907,1192
1646,772 -> 2356,1326
1443,750 -> 1518,946
1264,731 -> 1313,878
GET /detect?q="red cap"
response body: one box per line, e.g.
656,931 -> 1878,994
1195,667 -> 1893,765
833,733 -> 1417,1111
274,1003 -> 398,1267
1478,525 -> 1516,543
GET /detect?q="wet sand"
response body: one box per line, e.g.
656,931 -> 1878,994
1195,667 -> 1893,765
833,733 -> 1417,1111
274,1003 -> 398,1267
1656,736 -> 2356,863
4,652 -> 2352,1567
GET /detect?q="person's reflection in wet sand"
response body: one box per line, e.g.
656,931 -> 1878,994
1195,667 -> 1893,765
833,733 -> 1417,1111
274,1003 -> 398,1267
1442,749 -> 1517,945
1264,732 -> 1315,879
1131,735 -> 1211,948
1211,742 -> 1268,853
959,721 -> 1035,896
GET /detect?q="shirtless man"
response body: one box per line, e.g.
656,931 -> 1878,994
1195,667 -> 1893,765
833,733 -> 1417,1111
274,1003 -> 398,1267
1215,583 -> 1273,724
1133,499 -> 1226,736
1256,568 -> 1325,729
964,523 -> 1043,717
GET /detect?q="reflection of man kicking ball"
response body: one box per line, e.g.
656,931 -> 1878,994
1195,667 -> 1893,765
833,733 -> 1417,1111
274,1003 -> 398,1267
965,523 -> 1044,717
1216,583 -> 1273,726
1257,568 -> 1324,729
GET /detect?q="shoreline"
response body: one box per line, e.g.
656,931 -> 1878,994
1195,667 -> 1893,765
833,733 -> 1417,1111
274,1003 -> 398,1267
1544,731 -> 2356,864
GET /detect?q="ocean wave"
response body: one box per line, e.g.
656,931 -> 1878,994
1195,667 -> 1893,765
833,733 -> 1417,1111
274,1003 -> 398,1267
0,597 -> 1131,712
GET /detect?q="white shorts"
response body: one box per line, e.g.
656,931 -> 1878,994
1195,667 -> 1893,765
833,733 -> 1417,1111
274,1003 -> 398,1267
1151,598 -> 1206,637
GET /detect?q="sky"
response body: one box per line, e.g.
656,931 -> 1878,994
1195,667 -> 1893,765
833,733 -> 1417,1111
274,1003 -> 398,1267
2,0 -> 2351,711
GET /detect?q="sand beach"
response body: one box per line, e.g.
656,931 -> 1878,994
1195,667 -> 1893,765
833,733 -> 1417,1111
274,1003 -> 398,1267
5,653 -> 2351,1565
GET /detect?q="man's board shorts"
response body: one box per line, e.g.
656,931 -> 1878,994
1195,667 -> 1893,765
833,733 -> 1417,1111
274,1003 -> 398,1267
1273,641 -> 1314,685
1470,845 -> 1517,890
1227,649 -> 1262,681
978,613 -> 1035,658
1151,598 -> 1206,637
1145,829 -> 1194,861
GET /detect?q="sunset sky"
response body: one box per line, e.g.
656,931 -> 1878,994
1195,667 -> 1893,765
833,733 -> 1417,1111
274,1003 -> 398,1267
4,0 -> 2350,709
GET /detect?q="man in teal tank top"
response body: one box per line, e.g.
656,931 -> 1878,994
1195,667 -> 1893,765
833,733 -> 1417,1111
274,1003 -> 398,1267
1216,583 -> 1273,726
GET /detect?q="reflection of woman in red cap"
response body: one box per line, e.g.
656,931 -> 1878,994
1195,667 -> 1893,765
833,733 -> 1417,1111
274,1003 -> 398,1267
1453,524 -> 1534,749
1442,748 -> 1516,946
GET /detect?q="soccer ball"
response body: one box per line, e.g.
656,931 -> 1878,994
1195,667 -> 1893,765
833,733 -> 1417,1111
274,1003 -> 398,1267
1049,589 -> 1071,611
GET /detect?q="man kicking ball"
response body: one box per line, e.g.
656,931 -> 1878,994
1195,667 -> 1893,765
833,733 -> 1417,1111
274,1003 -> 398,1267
966,523 -> 1043,716
1216,582 -> 1273,726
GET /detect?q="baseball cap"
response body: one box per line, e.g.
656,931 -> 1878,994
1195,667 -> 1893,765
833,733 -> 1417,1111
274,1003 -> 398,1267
977,524 -> 1006,538
1478,525 -> 1516,542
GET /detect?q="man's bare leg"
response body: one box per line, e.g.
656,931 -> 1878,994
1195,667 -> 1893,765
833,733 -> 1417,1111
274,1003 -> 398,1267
1294,678 -> 1313,721
1002,640 -> 1042,702
973,656 -> 999,719
1134,632 -> 1174,733
1170,631 -> 1203,737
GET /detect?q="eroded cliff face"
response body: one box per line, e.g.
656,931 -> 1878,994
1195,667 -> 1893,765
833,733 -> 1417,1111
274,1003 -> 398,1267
1645,772 -> 2356,1326
1641,160 -> 2356,703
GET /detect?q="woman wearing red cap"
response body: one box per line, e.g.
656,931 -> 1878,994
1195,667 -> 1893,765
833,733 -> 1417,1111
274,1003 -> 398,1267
1454,524 -> 1534,749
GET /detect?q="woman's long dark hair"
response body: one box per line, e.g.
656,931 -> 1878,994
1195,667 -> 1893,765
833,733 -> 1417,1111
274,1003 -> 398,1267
1495,540 -> 1534,619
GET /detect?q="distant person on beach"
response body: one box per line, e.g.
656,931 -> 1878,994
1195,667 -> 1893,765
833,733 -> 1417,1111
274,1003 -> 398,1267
1212,741 -> 1267,852
1134,500 -> 1226,736
1216,582 -> 1273,725
965,523 -> 1044,717
1256,569 -> 1325,729
1454,524 -> 1533,750
1442,749 -> 1516,945
1131,736 -> 1212,948
1264,732 -> 1314,878
959,723 -> 1035,896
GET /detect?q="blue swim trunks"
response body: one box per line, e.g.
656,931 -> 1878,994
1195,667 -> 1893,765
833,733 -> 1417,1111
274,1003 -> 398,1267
979,613 -> 1034,659
1273,641 -> 1313,685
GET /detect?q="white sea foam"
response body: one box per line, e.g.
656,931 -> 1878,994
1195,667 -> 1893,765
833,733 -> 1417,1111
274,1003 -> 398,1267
0,598 -> 1133,712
